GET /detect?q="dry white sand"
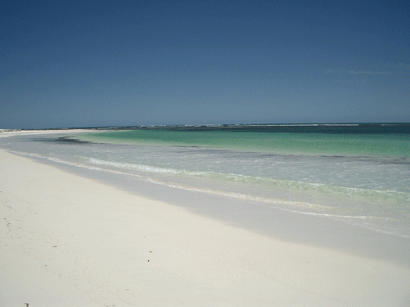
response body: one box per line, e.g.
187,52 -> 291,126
1,149 -> 410,307
0,129 -> 95,137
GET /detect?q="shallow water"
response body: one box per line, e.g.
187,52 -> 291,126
1,123 -> 409,238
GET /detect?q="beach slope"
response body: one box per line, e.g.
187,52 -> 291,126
1,149 -> 409,306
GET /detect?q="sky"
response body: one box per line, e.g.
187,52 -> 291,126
1,0 -> 409,129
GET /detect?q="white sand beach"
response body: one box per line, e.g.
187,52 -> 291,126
0,129 -> 102,139
1,149 -> 410,306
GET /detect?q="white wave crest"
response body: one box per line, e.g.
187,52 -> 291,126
89,158 -> 211,177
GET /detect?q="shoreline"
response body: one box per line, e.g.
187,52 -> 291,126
22,148 -> 410,267
0,129 -> 103,139
1,149 -> 410,306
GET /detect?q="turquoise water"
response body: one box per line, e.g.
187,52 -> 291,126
1,123 -> 409,237
79,128 -> 409,158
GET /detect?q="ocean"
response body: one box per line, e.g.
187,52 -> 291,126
1,123 -> 409,238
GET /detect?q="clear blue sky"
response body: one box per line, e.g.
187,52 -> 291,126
1,0 -> 409,129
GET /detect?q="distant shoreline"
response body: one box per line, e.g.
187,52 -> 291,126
2,122 -> 409,134
0,128 -> 104,138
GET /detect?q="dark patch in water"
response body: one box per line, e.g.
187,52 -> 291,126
33,137 -> 92,144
